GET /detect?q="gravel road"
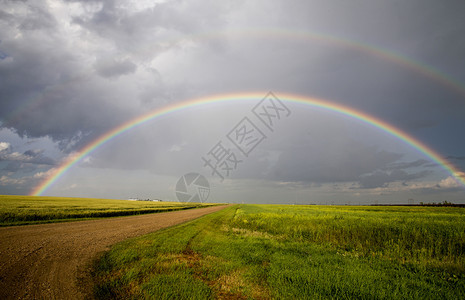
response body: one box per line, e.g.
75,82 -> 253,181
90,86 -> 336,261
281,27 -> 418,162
0,205 -> 228,299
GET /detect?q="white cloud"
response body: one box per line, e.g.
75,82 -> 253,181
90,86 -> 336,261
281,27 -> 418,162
83,156 -> 93,165
0,142 -> 10,152
438,176 -> 461,189
33,168 -> 56,179
0,175 -> 26,186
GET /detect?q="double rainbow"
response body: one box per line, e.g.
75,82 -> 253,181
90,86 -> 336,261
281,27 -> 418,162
30,92 -> 465,196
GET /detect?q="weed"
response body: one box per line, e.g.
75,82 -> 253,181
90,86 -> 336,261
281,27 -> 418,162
92,204 -> 465,299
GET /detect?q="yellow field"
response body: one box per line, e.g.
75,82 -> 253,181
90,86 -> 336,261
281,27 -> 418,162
0,195 -> 211,226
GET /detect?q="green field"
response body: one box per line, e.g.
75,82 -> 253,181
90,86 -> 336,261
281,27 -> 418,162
92,204 -> 465,299
0,195 -> 210,226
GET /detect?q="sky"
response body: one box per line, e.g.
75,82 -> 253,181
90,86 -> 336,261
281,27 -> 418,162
1,0 -> 465,204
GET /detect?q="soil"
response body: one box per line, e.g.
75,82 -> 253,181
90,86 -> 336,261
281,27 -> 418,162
0,205 -> 228,299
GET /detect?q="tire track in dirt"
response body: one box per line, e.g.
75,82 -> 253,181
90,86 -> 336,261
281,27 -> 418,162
0,205 -> 228,299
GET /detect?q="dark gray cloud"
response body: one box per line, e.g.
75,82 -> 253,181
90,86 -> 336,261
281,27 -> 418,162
0,0 -> 464,200
23,149 -> 55,165
94,58 -> 137,78
385,159 -> 429,170
448,156 -> 465,161
2,161 -> 23,173
18,4 -> 57,31
267,142 -> 402,184
2,0 -> 464,147
359,170 -> 431,189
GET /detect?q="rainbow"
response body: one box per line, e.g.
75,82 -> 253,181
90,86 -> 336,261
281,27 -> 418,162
31,92 -> 465,196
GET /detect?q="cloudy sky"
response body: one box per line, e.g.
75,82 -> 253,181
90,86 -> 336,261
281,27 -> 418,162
1,0 -> 465,204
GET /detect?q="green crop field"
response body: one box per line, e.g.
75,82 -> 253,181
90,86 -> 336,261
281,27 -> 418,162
0,195 -> 211,226
92,204 -> 465,299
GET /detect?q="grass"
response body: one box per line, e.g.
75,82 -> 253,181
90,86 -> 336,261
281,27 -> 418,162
91,204 -> 465,299
0,195 -> 212,226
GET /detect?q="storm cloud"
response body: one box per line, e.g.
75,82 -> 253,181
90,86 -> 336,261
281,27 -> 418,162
0,0 -> 464,202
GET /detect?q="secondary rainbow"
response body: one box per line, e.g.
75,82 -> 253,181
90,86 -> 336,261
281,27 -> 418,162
8,28 -> 465,130
30,92 -> 465,196
187,28 -> 465,97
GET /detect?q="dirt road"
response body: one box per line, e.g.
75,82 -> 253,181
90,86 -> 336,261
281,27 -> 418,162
0,205 -> 228,299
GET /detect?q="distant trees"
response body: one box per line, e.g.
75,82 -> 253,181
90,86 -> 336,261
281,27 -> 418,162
419,200 -> 455,206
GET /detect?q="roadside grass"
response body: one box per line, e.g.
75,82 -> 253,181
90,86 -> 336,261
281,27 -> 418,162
0,195 -> 212,226
92,204 -> 465,299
